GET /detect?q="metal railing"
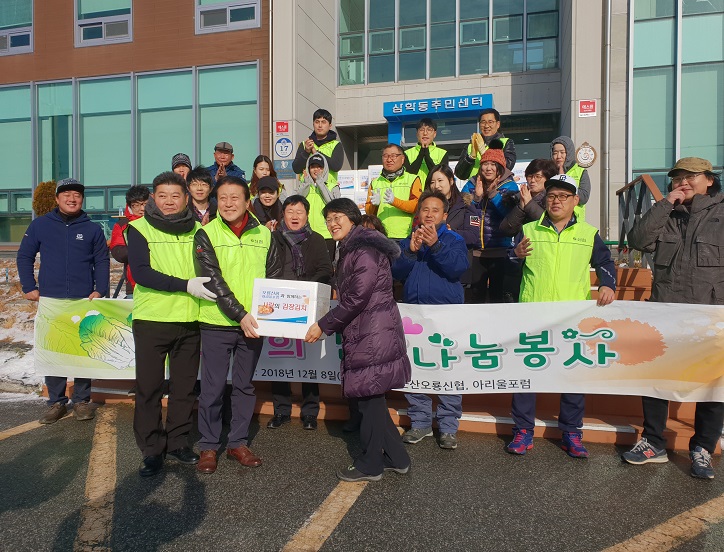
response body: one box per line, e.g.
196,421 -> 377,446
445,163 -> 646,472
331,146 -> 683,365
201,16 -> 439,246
615,174 -> 663,268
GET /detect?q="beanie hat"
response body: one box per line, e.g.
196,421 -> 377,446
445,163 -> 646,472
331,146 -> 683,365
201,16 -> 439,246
479,139 -> 506,169
171,153 -> 192,170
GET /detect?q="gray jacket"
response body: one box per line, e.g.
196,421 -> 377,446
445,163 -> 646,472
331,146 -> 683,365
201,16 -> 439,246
284,152 -> 341,204
628,193 -> 724,305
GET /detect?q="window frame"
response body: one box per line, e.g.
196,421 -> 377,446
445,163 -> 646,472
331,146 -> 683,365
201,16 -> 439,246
0,0 -> 34,56
74,1 -> 133,48
195,0 -> 261,35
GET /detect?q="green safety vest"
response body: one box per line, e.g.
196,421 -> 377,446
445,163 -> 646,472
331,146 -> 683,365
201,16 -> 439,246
370,171 -> 419,239
404,142 -> 447,182
519,215 -> 598,303
566,163 -> 587,219
127,217 -> 201,323
299,140 -> 340,239
197,216 -> 272,327
467,136 -> 509,175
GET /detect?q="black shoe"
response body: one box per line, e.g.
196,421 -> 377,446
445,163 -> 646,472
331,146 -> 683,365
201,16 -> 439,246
267,414 -> 291,429
302,415 -> 318,430
139,455 -> 164,477
342,416 -> 361,433
166,447 -> 200,465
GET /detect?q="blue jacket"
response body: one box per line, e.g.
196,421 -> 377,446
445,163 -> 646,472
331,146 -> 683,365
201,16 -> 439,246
392,226 -> 469,305
473,176 -> 519,250
207,162 -> 246,182
17,208 -> 110,298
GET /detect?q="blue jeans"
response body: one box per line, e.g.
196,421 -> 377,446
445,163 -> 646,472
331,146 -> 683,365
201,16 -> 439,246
45,376 -> 91,406
405,393 -> 463,434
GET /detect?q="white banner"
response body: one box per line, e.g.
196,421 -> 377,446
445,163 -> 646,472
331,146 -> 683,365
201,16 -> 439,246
34,299 -> 724,402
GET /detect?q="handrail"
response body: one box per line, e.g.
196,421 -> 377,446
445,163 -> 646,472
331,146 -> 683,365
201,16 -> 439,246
615,174 -> 664,268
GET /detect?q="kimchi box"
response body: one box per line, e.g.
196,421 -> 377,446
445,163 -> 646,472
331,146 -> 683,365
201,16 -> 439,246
251,278 -> 332,339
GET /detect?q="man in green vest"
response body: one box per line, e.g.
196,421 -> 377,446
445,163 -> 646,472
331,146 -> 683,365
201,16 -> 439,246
127,171 -> 218,478
365,144 -> 422,240
506,174 -> 615,459
193,176 -> 282,474
455,108 -> 517,184
404,117 -> 449,182
292,108 -> 343,186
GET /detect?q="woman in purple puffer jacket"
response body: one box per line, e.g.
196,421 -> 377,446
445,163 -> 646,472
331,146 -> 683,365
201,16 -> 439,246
305,198 -> 411,482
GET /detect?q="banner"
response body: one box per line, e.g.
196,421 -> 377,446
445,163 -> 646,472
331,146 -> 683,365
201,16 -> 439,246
34,298 -> 724,402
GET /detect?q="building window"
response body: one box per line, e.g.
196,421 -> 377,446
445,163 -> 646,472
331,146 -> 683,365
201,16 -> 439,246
0,86 -> 32,193
137,71 -> 194,184
631,0 -> 723,187
339,0 -> 558,86
79,77 -> 133,187
195,1 -> 260,34
75,0 -> 132,47
38,82 -> 73,183
0,0 -> 33,56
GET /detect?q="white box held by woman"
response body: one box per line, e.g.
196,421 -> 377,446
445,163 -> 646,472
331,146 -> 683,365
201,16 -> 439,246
251,279 -> 331,339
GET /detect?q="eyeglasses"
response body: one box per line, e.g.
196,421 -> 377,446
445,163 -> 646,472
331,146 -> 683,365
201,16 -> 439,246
526,173 -> 546,182
546,193 -> 575,203
480,120 -> 498,127
130,201 -> 147,209
671,173 -> 704,185
382,153 -> 403,160
325,215 -> 347,226
189,182 -> 210,188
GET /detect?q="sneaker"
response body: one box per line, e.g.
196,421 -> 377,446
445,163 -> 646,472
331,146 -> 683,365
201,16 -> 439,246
336,465 -> 382,482
506,428 -> 534,455
39,403 -> 67,424
438,433 -> 458,450
72,402 -> 95,421
402,426 -> 433,444
384,464 -> 410,475
561,431 -> 589,458
690,446 -> 714,479
621,438 -> 668,465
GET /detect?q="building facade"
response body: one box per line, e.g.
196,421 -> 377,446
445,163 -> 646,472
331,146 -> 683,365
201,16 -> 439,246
1,0 -> 722,242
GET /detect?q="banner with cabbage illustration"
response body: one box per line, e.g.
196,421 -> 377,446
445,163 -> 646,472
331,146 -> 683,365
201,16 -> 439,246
33,298 -> 724,401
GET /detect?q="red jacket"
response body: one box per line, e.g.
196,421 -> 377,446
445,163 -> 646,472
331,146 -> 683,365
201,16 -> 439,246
109,206 -> 142,291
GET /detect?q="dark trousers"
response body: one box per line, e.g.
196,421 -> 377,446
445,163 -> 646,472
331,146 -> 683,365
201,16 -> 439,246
641,396 -> 724,453
405,393 -> 463,434
132,320 -> 200,457
271,381 -> 320,417
511,393 -> 586,434
471,255 -> 521,303
45,376 -> 91,406
198,329 -> 263,451
355,394 -> 410,476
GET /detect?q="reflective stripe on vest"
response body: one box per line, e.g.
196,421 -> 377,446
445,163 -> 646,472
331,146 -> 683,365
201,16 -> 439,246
467,136 -> 509,175
299,140 -> 339,238
404,143 -> 447,181
370,172 -> 419,239
128,217 -> 201,323
197,216 -> 272,327
519,216 -> 597,303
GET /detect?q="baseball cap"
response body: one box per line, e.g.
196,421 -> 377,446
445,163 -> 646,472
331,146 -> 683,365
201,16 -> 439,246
257,176 -> 280,193
56,178 -> 85,195
544,174 -> 577,195
214,141 -> 234,153
171,153 -> 192,170
667,157 -> 714,177
308,153 -> 325,168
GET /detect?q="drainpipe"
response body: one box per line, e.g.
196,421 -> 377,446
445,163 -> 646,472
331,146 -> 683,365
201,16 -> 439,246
602,0 -> 612,240
269,1 -> 274,157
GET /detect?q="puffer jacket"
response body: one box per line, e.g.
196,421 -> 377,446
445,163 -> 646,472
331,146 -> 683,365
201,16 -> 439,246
318,225 -> 411,397
472,170 -> 519,250
628,192 -> 724,305
550,135 -> 591,205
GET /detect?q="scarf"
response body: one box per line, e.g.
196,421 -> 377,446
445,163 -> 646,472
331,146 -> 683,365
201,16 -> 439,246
252,198 -> 282,225
382,166 -> 406,182
144,196 -> 196,235
280,219 -> 313,277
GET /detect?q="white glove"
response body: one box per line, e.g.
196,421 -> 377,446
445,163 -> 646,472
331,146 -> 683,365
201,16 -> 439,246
370,190 -> 381,206
187,277 -> 217,301
384,188 -> 395,204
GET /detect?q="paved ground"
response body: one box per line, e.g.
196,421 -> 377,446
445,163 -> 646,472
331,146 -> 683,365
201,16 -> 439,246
1,396 -> 723,552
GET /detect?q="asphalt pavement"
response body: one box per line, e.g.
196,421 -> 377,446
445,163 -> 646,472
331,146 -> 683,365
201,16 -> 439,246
0,396 -> 722,552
